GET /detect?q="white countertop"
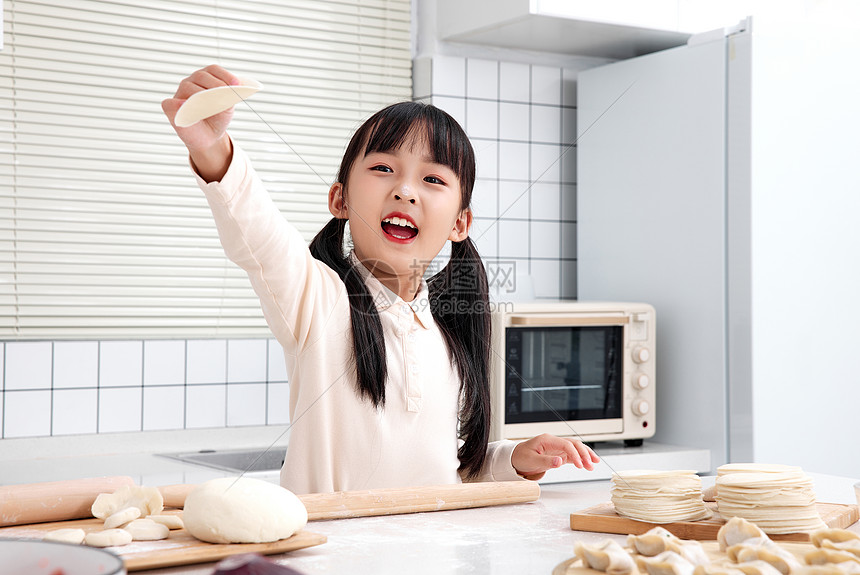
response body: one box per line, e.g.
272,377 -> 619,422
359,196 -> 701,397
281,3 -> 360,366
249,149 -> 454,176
1,446 -> 857,575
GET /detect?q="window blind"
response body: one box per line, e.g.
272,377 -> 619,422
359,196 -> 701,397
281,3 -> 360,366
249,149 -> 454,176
0,0 -> 412,338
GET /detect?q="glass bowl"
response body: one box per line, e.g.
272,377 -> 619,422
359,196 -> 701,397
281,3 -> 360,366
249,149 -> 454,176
0,538 -> 125,575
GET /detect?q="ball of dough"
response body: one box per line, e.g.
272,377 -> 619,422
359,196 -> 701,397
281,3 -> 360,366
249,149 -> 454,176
182,477 -> 307,544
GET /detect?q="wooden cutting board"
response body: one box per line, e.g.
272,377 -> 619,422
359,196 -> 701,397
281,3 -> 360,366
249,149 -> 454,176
0,512 -> 326,572
570,501 -> 859,541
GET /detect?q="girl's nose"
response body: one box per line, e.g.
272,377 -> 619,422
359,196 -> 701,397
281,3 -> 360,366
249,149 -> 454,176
393,183 -> 416,204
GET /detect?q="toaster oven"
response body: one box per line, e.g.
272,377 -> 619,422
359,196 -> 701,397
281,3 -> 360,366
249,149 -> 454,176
489,301 -> 656,445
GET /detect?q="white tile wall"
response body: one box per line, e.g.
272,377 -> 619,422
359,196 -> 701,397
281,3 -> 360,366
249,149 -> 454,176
100,341 -> 143,387
185,384 -> 227,429
228,339 -> 267,384
5,342 -> 52,390
420,55 -> 580,301
227,383 -> 267,427
143,340 -> 185,386
0,338 -> 289,439
54,341 -> 98,389
98,387 -> 142,433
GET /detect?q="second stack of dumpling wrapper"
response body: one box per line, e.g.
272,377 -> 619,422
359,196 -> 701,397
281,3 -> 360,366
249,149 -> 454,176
611,470 -> 712,523
715,463 -> 827,534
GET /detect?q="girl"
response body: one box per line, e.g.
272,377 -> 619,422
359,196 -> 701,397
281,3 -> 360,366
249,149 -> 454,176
163,65 -> 599,494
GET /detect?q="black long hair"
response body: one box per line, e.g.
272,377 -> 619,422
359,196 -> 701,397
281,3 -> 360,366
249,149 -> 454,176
308,102 -> 491,479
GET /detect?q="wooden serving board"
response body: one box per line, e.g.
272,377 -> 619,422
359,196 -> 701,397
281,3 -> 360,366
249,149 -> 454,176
570,501 -> 859,542
0,512 -> 326,572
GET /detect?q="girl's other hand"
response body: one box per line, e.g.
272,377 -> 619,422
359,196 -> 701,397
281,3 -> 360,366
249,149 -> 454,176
511,433 -> 600,481
161,65 -> 239,182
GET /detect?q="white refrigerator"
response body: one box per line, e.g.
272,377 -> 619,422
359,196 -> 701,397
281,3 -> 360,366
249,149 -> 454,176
577,19 -> 860,477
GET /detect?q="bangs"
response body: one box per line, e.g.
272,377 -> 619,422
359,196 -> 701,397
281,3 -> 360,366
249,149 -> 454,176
352,103 -> 476,202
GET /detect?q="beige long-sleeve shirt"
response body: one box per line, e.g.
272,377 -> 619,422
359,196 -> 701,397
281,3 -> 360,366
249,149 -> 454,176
195,143 -> 520,494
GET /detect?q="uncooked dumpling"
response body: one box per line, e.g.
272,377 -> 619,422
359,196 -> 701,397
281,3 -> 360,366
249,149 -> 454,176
811,529 -> 860,548
629,527 -> 682,556
636,550 -> 696,575
733,560 -> 785,575
823,540 -> 860,560
805,548 -> 860,565
727,539 -> 801,575
182,477 -> 307,544
694,566 -> 745,575
718,517 -> 768,552
575,539 -> 638,575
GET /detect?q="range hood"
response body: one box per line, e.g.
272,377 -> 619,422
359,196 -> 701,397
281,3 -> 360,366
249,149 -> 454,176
437,0 -> 693,59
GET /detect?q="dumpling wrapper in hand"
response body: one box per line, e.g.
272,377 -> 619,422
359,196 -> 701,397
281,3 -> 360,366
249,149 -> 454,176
174,78 -> 262,128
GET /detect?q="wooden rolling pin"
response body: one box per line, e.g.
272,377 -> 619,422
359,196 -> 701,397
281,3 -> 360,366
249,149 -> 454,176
0,476 -> 135,527
2,478 -> 539,526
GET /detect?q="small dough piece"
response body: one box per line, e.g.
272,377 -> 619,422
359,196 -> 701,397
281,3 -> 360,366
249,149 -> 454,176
575,539 -> 638,575
92,485 -> 163,519
104,506 -> 141,529
85,528 -> 133,548
182,477 -> 307,544
124,518 -> 169,541
174,79 -> 263,128
148,514 -> 184,530
718,517 -> 768,552
43,528 -> 86,545
636,551 -> 696,575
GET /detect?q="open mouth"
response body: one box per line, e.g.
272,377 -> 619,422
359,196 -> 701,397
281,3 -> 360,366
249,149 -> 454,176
381,215 -> 419,241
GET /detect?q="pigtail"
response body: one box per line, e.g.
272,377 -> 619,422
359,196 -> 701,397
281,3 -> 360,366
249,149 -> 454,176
308,217 -> 388,407
428,237 -> 492,479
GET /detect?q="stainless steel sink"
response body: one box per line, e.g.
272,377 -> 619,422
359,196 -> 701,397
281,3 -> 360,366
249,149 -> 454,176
157,447 -> 286,473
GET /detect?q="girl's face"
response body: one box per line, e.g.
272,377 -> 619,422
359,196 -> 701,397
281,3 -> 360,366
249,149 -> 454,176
328,137 -> 471,291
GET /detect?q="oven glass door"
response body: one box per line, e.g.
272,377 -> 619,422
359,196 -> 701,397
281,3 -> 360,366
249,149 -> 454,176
504,325 -> 623,423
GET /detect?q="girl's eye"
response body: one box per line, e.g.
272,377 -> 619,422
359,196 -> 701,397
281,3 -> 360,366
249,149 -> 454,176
424,175 -> 445,185
370,165 -> 392,173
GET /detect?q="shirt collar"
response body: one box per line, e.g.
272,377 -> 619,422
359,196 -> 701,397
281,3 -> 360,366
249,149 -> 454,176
348,251 -> 433,330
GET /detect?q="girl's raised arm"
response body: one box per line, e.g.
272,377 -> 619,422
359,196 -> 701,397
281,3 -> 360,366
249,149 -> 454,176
161,65 -> 239,182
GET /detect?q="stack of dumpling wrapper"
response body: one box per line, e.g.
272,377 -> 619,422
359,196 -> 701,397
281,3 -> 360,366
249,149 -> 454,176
715,463 -> 827,534
611,470 -> 712,523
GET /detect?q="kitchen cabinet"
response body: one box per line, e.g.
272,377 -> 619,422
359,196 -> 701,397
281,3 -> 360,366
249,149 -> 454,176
436,0 -> 688,58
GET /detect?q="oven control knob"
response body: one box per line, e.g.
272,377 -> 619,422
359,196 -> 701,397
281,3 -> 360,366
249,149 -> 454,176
632,399 -> 650,416
633,373 -> 650,389
632,347 -> 651,363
